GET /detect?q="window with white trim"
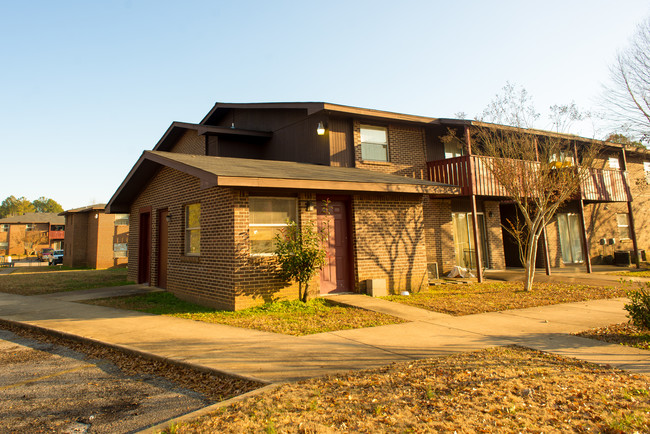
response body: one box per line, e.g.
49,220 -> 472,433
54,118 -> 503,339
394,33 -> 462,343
185,204 -> 200,255
0,242 -> 8,248
616,213 -> 630,240
608,157 -> 620,169
113,243 -> 128,258
249,197 -> 297,255
0,224 -> 7,232
360,125 -> 389,162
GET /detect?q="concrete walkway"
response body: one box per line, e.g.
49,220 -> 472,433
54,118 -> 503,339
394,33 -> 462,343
0,290 -> 647,384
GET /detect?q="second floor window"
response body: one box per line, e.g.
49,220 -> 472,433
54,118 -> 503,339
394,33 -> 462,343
25,224 -> 33,231
360,125 -> 388,162
0,224 -> 7,232
185,204 -> 201,255
114,214 -> 129,226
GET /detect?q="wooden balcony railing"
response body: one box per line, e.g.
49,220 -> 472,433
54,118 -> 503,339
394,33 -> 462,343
427,155 -> 631,202
49,230 -> 65,240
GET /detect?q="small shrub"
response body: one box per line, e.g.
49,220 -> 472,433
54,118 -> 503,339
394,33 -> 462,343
625,284 -> 650,329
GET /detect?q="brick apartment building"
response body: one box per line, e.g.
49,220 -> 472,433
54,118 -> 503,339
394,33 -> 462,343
60,204 -> 129,269
0,212 -> 65,256
106,102 -> 650,311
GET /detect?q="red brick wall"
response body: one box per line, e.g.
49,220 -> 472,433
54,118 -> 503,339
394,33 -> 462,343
352,121 -> 428,179
352,194 -> 428,293
483,201 -> 506,269
422,197 -> 454,273
169,129 -> 205,155
129,167 -> 237,309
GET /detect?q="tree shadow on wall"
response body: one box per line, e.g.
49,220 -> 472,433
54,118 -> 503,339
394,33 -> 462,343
356,205 -> 427,293
233,230 -> 287,305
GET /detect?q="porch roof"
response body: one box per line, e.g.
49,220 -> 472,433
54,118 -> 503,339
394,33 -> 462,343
106,151 -> 460,213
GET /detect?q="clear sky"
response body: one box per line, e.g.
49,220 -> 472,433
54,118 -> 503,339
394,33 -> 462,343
1,0 -> 648,210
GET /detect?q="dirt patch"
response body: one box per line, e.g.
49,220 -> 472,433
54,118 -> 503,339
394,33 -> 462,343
576,323 -> 650,351
172,346 -> 650,433
383,281 -> 627,316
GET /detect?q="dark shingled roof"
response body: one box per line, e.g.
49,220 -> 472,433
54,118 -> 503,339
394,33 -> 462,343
60,204 -> 107,215
0,212 -> 65,225
106,151 -> 460,213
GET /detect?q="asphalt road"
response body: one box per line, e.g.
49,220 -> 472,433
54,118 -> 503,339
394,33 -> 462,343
0,328 -> 210,433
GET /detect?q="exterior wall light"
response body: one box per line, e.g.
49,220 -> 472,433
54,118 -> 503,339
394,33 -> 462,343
305,201 -> 315,212
166,214 -> 172,223
316,121 -> 326,136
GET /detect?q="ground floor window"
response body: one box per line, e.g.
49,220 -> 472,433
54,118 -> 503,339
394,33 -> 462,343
114,243 -> 128,258
616,213 -> 630,240
557,213 -> 584,264
452,212 -> 489,269
185,203 -> 201,255
249,197 -> 297,255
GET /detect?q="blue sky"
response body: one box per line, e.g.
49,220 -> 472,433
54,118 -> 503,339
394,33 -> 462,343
1,0 -> 648,210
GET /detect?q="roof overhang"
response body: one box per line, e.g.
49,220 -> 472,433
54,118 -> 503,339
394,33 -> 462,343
152,122 -> 272,152
106,152 -> 460,213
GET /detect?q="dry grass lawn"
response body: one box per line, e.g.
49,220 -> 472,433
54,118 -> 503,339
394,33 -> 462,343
576,323 -> 650,351
383,281 -> 627,316
0,267 -> 132,295
168,346 -> 650,433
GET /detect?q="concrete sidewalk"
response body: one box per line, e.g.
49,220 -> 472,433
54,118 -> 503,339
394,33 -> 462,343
0,291 -> 647,383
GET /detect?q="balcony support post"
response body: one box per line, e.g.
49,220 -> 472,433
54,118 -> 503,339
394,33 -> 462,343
621,148 -> 640,268
577,199 -> 592,274
465,125 -> 484,282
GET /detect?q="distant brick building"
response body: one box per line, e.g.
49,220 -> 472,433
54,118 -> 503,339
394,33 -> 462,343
106,102 -> 650,311
61,204 -> 129,269
0,213 -> 65,256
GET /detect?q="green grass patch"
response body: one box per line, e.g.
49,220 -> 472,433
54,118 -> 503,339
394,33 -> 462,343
0,267 -> 133,295
382,281 -> 627,316
85,292 -> 405,336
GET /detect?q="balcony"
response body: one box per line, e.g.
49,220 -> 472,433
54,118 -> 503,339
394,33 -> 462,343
49,230 -> 65,240
427,155 -> 631,202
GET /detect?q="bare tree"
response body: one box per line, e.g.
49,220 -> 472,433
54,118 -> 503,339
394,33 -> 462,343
603,17 -> 650,145
447,84 -> 600,290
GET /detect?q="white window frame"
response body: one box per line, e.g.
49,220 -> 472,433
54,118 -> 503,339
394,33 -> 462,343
184,203 -> 201,256
616,213 -> 630,240
608,157 -> 620,169
249,197 -> 297,256
0,224 -> 8,232
360,124 -> 389,162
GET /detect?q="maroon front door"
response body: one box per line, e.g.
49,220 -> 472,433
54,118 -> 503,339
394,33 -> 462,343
138,211 -> 151,284
157,209 -> 168,289
318,200 -> 351,293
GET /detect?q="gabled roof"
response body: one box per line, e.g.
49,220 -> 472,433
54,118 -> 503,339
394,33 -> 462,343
0,212 -> 65,225
200,102 -> 438,126
106,151 -> 459,213
152,122 -> 273,152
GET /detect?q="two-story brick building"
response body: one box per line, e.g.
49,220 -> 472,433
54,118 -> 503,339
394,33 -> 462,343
60,204 -> 129,269
106,102 -> 649,310
0,212 -> 65,256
